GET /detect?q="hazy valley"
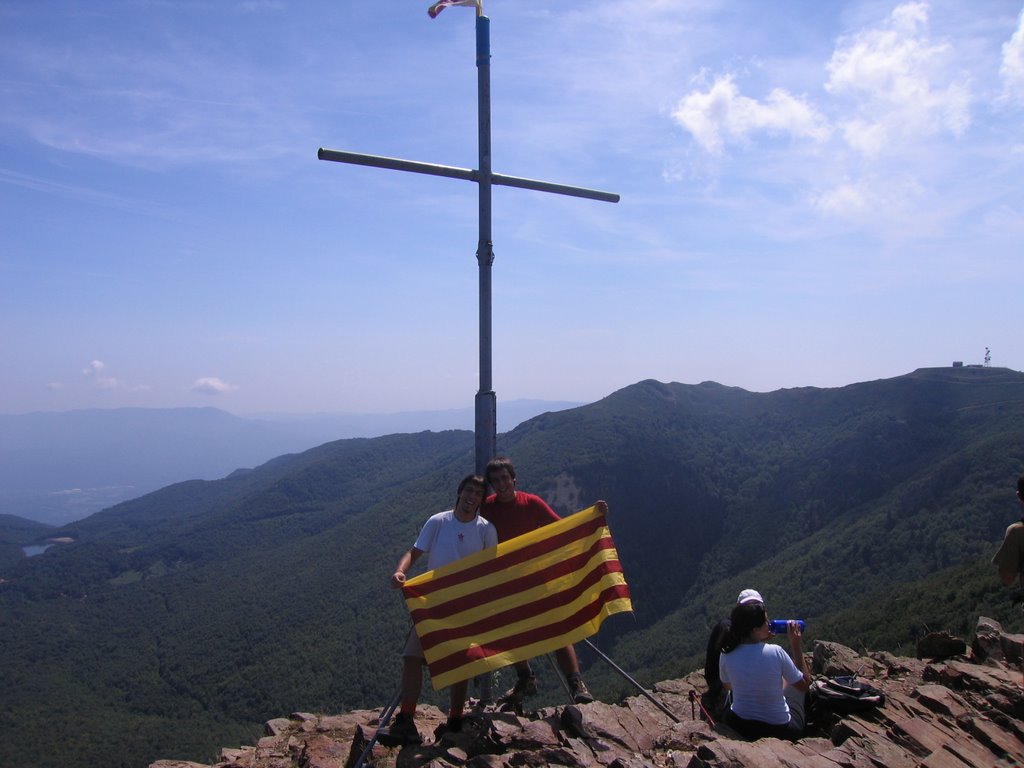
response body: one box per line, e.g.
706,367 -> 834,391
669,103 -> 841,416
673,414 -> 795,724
0,399 -> 581,525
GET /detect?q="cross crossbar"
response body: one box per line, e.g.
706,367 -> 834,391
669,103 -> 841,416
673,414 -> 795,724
317,148 -> 620,204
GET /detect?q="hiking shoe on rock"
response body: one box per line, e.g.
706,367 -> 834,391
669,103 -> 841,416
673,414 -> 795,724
570,677 -> 594,704
377,712 -> 421,747
432,716 -> 464,742
502,674 -> 537,703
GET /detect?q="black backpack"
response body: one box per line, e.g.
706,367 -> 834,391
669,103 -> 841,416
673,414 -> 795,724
809,675 -> 885,716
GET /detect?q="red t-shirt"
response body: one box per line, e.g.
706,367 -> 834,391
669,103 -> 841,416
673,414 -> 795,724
481,490 -> 560,542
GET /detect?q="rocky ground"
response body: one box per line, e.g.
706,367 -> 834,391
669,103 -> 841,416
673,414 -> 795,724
151,617 -> 1023,768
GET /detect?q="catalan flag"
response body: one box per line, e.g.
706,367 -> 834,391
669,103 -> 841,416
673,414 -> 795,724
427,0 -> 481,19
402,504 -> 632,690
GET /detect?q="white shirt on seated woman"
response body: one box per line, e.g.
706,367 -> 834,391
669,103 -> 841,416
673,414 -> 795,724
718,599 -> 810,740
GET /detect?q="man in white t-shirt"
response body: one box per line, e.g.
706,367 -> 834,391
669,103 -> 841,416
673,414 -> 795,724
380,474 -> 498,746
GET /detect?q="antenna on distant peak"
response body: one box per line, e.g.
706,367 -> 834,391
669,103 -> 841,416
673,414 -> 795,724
984,347 -> 991,367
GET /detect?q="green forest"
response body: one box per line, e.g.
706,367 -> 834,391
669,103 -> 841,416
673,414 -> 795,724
2,366 -> 1023,768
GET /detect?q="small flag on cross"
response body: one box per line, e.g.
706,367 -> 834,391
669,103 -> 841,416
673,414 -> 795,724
428,0 -> 481,19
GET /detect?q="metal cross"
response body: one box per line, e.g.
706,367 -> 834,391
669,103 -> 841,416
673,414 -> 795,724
318,12 -> 619,475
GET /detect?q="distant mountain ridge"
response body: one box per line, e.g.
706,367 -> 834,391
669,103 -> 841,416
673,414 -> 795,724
0,399 -> 583,524
2,367 -> 1023,768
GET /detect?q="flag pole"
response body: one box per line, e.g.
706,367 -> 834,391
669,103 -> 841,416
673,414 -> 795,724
582,638 -> 681,723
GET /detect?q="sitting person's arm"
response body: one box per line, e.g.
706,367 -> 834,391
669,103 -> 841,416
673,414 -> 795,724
787,621 -> 811,693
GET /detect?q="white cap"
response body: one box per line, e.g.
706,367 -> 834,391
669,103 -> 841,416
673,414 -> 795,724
737,588 -> 764,605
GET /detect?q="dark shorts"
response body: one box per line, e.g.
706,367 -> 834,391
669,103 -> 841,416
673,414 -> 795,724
724,709 -> 803,741
402,630 -> 424,659
725,685 -> 806,741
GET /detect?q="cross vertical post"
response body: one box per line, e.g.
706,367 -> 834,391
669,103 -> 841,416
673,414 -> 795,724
318,11 -> 618,476
475,15 -> 495,476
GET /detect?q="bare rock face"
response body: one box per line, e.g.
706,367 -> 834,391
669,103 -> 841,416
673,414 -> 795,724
150,618 -> 1024,768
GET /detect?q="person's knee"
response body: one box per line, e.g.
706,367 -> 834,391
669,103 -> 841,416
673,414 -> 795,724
783,685 -> 806,731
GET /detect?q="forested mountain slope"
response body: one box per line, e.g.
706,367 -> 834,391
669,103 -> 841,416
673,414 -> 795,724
3,367 -> 1023,768
0,514 -> 53,569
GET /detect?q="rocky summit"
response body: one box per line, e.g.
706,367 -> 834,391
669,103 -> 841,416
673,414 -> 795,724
151,617 -> 1023,768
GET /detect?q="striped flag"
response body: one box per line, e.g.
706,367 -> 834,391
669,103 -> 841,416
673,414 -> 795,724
402,504 -> 632,690
427,0 -> 481,19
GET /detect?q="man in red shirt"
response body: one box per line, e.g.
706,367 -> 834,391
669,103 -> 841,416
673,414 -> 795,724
482,456 -> 607,705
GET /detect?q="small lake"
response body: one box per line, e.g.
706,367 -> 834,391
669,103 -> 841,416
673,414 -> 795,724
23,544 -> 54,557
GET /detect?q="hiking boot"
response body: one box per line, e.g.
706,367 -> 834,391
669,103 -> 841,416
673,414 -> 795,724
569,676 -> 594,704
432,715 -> 463,742
501,674 -> 537,703
377,712 -> 421,747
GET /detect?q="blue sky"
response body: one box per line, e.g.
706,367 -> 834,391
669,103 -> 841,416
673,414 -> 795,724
2,0 -> 1022,416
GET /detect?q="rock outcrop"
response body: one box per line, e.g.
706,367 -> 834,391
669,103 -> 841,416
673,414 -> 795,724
151,617 -> 1024,768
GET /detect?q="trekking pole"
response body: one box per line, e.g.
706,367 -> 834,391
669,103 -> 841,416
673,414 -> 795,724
545,652 -> 575,704
352,624 -> 414,768
688,689 -> 716,727
582,638 -> 680,723
352,688 -> 402,768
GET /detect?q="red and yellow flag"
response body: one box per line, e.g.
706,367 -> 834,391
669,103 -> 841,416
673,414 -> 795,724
402,504 -> 632,689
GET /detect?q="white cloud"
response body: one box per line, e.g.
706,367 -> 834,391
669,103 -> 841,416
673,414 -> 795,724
1000,8 -> 1024,103
811,173 -> 933,232
840,118 -> 889,156
80,360 -> 151,393
671,74 -> 830,154
826,2 -> 971,153
82,359 -> 119,390
813,181 -> 869,217
674,2 -> 974,160
192,377 -> 238,395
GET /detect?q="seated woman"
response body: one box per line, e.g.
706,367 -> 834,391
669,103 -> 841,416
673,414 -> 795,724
718,600 -> 810,741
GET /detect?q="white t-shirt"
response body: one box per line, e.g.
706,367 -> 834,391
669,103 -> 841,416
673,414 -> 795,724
719,642 -> 804,724
413,510 -> 497,571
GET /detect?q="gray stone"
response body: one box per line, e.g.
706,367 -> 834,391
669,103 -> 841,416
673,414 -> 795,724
811,641 -> 864,676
